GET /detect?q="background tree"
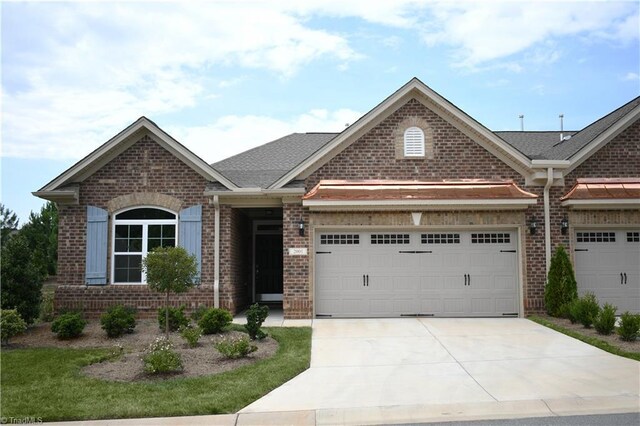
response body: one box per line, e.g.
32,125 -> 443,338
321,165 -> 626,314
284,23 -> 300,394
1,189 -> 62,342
0,204 -> 19,246
1,234 -> 44,323
142,246 -> 198,337
545,245 -> 578,317
20,202 -> 58,277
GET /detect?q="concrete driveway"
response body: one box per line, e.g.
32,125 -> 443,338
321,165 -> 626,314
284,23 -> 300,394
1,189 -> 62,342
241,318 -> 639,423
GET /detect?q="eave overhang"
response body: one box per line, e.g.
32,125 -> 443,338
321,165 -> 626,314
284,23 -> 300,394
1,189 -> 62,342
31,186 -> 80,204
302,180 -> 538,211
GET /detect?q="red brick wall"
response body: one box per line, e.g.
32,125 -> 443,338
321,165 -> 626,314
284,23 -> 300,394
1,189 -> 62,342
55,134 -> 216,317
283,203 -> 312,319
219,206 -> 251,313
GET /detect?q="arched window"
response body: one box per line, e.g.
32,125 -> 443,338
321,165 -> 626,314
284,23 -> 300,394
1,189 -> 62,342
112,207 -> 177,284
404,127 -> 425,157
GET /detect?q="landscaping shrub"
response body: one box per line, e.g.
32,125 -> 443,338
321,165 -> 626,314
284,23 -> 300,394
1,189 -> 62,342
51,312 -> 87,339
180,324 -> 202,348
190,305 -> 208,322
245,303 -> 269,340
566,298 -> 580,324
617,312 -> 640,342
39,291 -> 55,322
544,245 -> 578,317
215,335 -> 257,359
142,336 -> 183,374
572,293 -> 600,328
100,305 -> 137,338
0,309 -> 27,345
157,306 -> 189,332
198,308 -> 232,334
594,303 -> 617,335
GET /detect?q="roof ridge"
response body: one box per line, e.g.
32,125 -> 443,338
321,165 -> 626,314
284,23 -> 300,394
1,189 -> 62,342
211,133 -> 304,168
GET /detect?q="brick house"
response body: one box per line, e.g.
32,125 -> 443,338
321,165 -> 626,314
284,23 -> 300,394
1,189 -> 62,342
35,78 -> 640,319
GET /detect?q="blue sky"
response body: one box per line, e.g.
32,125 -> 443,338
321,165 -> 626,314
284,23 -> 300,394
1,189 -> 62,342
2,1 -> 639,223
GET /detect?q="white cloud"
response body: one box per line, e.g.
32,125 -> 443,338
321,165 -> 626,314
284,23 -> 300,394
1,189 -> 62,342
623,72 -> 640,81
169,108 -> 362,163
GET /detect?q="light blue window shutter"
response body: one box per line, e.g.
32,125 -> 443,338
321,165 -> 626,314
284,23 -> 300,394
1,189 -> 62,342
179,205 -> 202,281
85,206 -> 108,285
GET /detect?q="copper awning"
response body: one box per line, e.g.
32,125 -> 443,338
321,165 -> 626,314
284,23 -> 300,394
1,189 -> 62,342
302,180 -> 538,211
561,178 -> 640,209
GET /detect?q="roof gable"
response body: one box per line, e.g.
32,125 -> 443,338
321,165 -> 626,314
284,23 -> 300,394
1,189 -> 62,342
36,117 -> 237,198
268,77 -> 534,189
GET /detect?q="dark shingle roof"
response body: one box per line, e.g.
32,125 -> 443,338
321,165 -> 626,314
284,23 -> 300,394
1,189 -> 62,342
495,131 -> 578,159
211,133 -> 338,188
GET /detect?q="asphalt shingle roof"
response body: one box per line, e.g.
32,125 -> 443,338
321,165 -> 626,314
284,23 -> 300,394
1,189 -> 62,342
211,132 -> 337,188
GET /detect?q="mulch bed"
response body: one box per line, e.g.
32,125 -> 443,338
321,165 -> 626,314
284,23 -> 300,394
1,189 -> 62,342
9,319 -> 278,382
537,314 -> 639,353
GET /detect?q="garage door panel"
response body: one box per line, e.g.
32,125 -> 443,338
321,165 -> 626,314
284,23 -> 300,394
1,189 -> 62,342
443,298 -> 465,315
495,275 -> 515,291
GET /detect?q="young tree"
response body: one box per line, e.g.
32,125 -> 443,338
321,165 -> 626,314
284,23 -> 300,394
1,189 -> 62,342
20,202 -> 58,277
545,245 -> 578,317
0,204 -> 19,246
1,234 -> 44,324
142,246 -> 198,337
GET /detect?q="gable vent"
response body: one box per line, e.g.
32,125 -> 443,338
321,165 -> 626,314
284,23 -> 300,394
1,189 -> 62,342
404,127 -> 425,157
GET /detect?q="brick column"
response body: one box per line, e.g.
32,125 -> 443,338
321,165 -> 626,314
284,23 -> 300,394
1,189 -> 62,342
282,202 -> 312,319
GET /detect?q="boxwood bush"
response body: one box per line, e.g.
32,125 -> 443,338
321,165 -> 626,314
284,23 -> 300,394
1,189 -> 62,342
51,312 -> 87,339
594,303 -> 617,335
198,308 -> 232,334
570,293 -> 600,328
617,312 -> 640,342
157,306 -> 189,332
1,309 -> 27,345
100,305 -> 136,338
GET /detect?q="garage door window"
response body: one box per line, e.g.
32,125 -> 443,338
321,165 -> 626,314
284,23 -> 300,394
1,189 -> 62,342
576,232 -> 616,243
627,232 -> 639,242
320,234 -> 360,245
371,234 -> 410,244
471,233 -> 510,244
421,233 -> 460,244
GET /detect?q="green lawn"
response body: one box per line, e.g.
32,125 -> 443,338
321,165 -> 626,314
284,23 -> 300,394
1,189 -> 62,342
529,316 -> 640,362
0,327 -> 311,422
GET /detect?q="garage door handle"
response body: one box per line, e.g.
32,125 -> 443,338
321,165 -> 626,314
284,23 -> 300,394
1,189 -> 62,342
500,250 -> 516,253
575,249 -> 588,252
366,275 -> 369,286
316,251 -> 332,254
620,273 -> 624,285
468,274 -> 471,286
624,273 -> 627,284
363,275 -> 366,286
464,274 -> 468,286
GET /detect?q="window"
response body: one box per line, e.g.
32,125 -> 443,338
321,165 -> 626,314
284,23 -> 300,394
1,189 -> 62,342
422,233 -> 460,244
371,234 -> 410,245
627,232 -> 640,243
471,233 -> 511,244
403,127 -> 425,157
112,207 -> 177,284
320,234 -> 359,245
576,232 -> 616,243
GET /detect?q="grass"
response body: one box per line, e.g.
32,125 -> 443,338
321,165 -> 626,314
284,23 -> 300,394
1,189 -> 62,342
0,326 -> 311,422
529,315 -> 640,362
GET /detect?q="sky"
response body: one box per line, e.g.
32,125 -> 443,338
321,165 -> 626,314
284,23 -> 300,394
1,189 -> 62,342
2,0 -> 639,223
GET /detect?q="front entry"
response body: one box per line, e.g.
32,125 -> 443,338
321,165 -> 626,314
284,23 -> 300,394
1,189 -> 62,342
254,221 -> 283,302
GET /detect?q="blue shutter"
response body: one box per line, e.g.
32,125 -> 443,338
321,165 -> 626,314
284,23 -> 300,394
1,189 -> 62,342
179,205 -> 202,281
85,206 -> 108,285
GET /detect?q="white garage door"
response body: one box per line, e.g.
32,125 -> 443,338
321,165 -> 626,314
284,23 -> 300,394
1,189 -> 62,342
574,230 -> 640,314
315,230 -> 520,317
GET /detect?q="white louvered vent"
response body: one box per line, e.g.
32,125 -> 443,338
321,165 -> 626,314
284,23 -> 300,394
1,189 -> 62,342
403,127 -> 425,157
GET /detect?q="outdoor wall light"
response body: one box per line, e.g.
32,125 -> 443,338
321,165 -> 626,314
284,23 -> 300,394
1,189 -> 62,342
298,218 -> 305,236
560,217 -> 569,235
529,218 -> 538,235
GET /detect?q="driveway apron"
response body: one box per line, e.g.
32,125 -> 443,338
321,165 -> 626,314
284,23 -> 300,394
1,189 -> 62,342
241,318 -> 640,413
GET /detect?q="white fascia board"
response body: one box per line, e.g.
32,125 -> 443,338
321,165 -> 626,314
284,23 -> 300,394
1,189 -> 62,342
561,199 -> 640,209
565,106 -> 640,175
269,78 -> 533,190
303,198 -> 538,211
32,188 -> 79,204
203,188 -> 306,197
39,118 -> 237,192
530,160 -> 571,168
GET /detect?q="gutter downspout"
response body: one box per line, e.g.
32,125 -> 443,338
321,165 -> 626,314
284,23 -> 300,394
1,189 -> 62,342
214,195 -> 220,308
543,167 -> 554,273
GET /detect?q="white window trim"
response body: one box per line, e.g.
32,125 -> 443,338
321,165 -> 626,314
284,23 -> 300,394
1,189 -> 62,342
111,207 -> 178,285
403,126 -> 425,157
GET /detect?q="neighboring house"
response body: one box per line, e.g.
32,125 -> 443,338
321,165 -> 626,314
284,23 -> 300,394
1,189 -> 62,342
34,78 -> 640,319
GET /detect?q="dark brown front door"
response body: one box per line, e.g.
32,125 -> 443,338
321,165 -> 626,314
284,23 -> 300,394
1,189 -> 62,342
255,233 -> 283,301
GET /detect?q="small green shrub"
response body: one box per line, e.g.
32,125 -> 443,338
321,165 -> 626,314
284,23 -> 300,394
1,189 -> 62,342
245,303 -> 269,340
198,308 -> 232,334
142,336 -> 183,374
39,292 -> 55,322
1,309 -> 27,345
190,305 -> 208,322
180,324 -> 202,348
215,335 -> 257,359
617,312 -> 640,342
544,245 -> 578,317
51,312 -> 87,339
100,305 -> 136,338
157,306 -> 189,332
567,298 -> 580,324
572,293 -> 600,328
594,303 -> 617,335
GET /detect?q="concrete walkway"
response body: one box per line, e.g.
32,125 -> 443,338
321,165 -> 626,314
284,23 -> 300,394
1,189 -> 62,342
47,318 -> 639,425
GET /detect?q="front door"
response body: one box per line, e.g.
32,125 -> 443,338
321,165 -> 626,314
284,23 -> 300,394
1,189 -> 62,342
254,222 -> 283,302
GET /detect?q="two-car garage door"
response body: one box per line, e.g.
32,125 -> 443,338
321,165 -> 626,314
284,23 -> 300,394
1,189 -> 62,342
315,230 -> 520,317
